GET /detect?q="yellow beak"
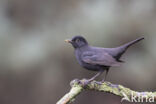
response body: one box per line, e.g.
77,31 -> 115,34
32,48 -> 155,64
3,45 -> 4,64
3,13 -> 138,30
64,39 -> 72,43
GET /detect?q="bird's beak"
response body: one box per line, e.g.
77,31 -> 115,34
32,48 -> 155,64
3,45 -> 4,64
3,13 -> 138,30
65,39 -> 72,43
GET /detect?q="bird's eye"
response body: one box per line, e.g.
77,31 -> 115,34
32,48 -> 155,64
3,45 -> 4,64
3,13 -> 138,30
76,39 -> 80,43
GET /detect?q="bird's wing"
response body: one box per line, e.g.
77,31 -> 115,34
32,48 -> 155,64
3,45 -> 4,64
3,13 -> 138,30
82,51 -> 121,66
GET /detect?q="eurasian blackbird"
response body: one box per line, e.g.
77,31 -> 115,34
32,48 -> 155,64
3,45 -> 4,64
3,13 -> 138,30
65,36 -> 144,84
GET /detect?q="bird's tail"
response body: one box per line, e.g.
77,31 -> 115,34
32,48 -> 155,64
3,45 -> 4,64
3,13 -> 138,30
114,37 -> 144,61
121,37 -> 144,50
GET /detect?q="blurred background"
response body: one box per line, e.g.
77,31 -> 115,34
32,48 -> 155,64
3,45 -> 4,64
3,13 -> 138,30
0,0 -> 156,104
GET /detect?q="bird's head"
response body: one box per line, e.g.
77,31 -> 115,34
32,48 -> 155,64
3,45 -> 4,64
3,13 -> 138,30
65,36 -> 88,49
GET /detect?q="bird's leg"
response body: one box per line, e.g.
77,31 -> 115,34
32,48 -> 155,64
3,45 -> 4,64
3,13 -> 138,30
82,70 -> 104,86
101,69 -> 109,82
94,69 -> 109,85
89,70 -> 104,81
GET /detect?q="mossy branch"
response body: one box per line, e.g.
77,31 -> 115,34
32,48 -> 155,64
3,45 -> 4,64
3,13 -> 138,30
56,79 -> 156,104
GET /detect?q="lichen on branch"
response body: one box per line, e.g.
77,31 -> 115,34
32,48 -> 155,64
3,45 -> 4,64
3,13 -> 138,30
56,79 -> 156,104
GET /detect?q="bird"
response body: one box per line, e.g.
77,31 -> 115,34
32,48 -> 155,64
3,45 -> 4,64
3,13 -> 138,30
65,35 -> 144,84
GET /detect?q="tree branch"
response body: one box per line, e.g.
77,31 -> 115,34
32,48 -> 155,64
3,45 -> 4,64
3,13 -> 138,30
56,79 -> 156,104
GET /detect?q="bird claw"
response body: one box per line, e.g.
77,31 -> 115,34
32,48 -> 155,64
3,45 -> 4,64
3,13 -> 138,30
79,78 -> 92,86
94,80 -> 110,85
101,80 -> 109,83
94,81 -> 103,85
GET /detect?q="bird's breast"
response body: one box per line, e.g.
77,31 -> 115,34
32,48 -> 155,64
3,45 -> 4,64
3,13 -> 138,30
75,50 -> 83,66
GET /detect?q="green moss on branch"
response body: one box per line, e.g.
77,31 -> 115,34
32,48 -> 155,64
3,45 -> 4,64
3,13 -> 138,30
56,79 -> 156,104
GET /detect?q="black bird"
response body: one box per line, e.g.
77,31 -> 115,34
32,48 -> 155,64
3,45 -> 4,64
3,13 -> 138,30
65,36 -> 144,84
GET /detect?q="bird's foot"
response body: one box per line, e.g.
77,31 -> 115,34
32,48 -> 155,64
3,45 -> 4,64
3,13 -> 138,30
101,78 -> 110,83
94,80 -> 110,85
101,80 -> 109,83
94,81 -> 103,85
79,78 -> 93,86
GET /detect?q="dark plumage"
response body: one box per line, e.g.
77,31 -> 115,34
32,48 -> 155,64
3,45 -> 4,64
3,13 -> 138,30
65,35 -> 144,84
